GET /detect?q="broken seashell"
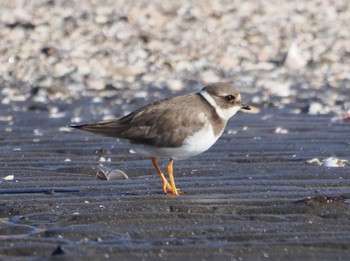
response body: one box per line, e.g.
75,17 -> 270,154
96,165 -> 129,180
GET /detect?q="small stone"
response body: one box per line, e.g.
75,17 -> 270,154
307,102 -> 323,115
322,157 -> 348,167
274,127 -> 289,134
258,79 -> 291,97
51,245 -> 65,256
49,109 -> 66,118
33,129 -> 43,136
283,42 -> 307,71
53,63 -> 74,77
77,65 -> 91,75
71,116 -> 82,123
95,15 -> 108,24
306,158 -> 322,166
0,115 -> 13,122
41,46 -> 57,56
59,127 -> 72,133
307,157 -> 348,167
167,79 -> 184,91
219,57 -> 239,69
200,70 -> 220,83
3,175 -> 14,181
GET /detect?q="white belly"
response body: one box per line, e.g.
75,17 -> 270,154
129,124 -> 220,160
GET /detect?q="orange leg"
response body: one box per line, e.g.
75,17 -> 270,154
167,159 -> 180,196
151,157 -> 172,194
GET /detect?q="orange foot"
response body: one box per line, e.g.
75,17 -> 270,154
151,157 -> 182,196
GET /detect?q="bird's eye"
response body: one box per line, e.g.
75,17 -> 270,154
224,95 -> 235,102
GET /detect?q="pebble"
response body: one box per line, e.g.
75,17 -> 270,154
200,70 -> 220,83
322,157 -> 348,168
283,42 -> 307,71
306,157 -> 348,167
0,0 -> 349,115
53,63 -> 74,78
257,79 -> 291,97
307,102 -> 324,115
3,175 -> 14,181
166,79 -> 185,91
0,115 -> 13,122
274,127 -> 289,134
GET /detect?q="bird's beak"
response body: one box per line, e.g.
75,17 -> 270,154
240,104 -> 251,110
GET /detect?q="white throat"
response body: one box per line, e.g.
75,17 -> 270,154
199,90 -> 240,121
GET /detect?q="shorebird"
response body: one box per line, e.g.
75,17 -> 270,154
70,82 -> 250,195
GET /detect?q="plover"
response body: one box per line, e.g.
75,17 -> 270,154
70,82 -> 250,195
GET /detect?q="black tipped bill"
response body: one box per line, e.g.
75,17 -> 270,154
241,104 -> 251,110
68,124 -> 83,129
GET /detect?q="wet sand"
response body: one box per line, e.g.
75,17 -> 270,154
0,102 -> 349,260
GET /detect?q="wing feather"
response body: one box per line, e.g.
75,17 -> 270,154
71,94 -> 209,147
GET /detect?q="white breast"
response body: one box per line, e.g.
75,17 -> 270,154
128,122 -> 220,160
179,123 -> 219,159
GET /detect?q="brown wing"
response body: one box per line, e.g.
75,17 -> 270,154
70,94 -> 210,148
